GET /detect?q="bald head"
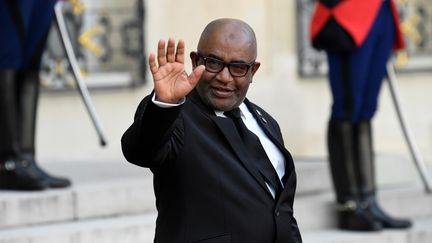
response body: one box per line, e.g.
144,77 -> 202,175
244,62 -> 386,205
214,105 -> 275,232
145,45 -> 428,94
191,18 -> 260,111
197,18 -> 257,60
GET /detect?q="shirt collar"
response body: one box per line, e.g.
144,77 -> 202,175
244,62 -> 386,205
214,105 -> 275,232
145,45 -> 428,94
214,102 -> 248,119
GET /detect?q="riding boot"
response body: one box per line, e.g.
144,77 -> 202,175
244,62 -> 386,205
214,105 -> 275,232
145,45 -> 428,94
17,70 -> 71,188
327,120 -> 382,231
0,69 -> 47,190
355,121 -> 412,229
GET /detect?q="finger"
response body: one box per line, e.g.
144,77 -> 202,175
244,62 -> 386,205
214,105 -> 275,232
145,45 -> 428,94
175,39 -> 185,64
166,38 -> 176,63
188,65 -> 205,86
148,53 -> 158,75
157,39 -> 167,66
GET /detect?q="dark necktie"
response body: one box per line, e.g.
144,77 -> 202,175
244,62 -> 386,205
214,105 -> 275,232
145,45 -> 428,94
224,108 -> 283,199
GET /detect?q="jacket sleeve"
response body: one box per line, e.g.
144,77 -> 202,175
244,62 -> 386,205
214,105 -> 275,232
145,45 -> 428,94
121,93 -> 184,168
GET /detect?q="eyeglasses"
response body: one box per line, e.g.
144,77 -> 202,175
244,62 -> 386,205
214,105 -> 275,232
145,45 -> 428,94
198,54 -> 255,77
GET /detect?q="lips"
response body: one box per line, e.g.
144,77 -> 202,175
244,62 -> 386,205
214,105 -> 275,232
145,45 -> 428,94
211,86 -> 234,98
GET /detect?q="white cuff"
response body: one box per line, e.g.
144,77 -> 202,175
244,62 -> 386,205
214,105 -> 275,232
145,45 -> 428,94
151,93 -> 186,108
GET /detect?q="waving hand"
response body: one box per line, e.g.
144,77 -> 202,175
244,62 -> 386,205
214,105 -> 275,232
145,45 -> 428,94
149,38 -> 205,103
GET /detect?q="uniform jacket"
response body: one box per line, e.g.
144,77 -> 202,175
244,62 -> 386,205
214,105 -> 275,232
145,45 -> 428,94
0,0 -> 58,69
310,0 -> 405,50
121,90 -> 302,243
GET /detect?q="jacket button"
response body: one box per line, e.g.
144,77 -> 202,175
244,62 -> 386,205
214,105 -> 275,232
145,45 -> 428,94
275,211 -> 280,217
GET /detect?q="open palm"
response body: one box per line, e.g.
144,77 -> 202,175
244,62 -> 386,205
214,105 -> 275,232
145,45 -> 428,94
149,38 -> 205,103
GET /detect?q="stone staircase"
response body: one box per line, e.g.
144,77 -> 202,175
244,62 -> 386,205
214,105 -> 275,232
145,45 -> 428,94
1,159 -> 431,243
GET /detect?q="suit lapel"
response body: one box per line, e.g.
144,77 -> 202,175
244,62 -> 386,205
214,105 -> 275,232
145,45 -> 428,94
244,99 -> 297,202
188,91 -> 279,199
211,116 -> 272,197
188,90 -> 271,196
244,100 -> 285,152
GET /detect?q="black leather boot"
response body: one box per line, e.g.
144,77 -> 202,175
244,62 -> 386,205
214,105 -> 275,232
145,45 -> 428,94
0,159 -> 48,190
20,155 -> 71,189
0,69 -> 47,191
327,120 -> 382,231
16,70 -> 71,189
355,121 -> 412,229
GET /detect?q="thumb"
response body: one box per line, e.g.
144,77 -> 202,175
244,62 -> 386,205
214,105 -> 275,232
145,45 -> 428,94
188,65 -> 205,86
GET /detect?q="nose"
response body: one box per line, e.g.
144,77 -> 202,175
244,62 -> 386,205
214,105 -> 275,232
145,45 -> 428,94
215,66 -> 234,83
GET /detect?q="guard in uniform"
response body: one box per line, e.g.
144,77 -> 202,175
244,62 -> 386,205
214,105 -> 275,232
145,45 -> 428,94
0,0 -> 71,190
310,0 -> 411,231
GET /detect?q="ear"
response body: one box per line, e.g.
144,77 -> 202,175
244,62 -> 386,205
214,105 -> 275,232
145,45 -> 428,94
251,62 -> 260,75
190,52 -> 199,69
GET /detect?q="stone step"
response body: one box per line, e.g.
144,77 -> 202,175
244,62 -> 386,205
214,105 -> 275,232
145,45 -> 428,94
0,159 -> 330,228
1,211 -> 431,243
0,161 -> 155,229
302,218 -> 432,243
1,160 -> 429,231
0,212 -> 157,243
295,186 -> 432,231
295,159 -> 332,194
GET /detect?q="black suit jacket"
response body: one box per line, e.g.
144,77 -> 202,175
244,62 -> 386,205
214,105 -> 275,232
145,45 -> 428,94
121,90 -> 302,243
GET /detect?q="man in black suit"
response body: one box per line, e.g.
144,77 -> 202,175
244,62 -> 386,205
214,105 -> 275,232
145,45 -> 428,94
121,18 -> 302,243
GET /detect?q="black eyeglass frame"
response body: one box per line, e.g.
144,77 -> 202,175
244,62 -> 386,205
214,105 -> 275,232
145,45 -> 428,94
197,53 -> 256,78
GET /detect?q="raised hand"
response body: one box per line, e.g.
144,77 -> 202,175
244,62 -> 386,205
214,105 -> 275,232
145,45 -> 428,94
149,38 -> 205,103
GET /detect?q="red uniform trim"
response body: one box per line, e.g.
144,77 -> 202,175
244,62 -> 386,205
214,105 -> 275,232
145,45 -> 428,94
388,0 -> 405,50
310,0 -> 405,50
